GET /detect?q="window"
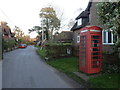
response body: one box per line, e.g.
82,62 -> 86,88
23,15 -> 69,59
77,19 -> 82,26
102,30 -> 117,45
77,35 -> 80,43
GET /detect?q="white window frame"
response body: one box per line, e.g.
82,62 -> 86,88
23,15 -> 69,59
102,30 -> 114,45
77,35 -> 80,43
77,19 -> 82,26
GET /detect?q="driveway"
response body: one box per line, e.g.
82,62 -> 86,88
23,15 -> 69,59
2,45 -> 84,88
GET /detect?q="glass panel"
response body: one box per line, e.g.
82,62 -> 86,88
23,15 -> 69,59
108,31 -> 112,43
93,40 -> 100,43
92,43 -> 100,47
80,36 -> 86,67
93,48 -> 100,51
93,52 -> 99,55
103,31 -> 106,43
92,39 -> 100,47
82,58 -> 86,67
93,56 -> 100,59
92,36 -> 100,39
82,36 -> 86,39
82,48 -> 86,52
92,61 -> 100,68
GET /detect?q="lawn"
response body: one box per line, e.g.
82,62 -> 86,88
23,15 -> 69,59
88,73 -> 119,88
47,57 -> 119,88
47,57 -> 79,73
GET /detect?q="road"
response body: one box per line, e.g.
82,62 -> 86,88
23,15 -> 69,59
2,45 -> 84,88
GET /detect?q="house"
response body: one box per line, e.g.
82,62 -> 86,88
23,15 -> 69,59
54,31 -> 73,43
71,1 -> 117,56
1,21 -> 15,40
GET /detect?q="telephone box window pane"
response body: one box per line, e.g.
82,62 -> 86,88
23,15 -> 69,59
82,36 -> 86,39
82,48 -> 86,52
81,59 -> 86,67
92,61 -> 100,68
92,36 -> 100,39
93,56 -> 100,59
93,48 -> 100,51
92,40 -> 100,47
108,31 -> 112,43
92,43 -> 100,47
93,40 -> 99,43
93,52 -> 99,55
81,36 -> 86,67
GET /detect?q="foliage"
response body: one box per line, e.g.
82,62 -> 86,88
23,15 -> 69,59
39,7 -> 61,40
45,45 -> 73,59
46,42 -> 72,46
88,73 -> 119,88
28,26 -> 42,35
14,26 -> 24,39
101,63 -> 119,74
3,39 -> 16,50
97,2 -> 120,46
37,48 -> 47,58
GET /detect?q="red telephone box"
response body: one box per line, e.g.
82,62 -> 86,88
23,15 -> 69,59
79,26 -> 102,74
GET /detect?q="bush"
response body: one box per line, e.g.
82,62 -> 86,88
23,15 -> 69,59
101,63 -> 119,74
3,39 -> 16,50
45,44 -> 73,59
37,48 -> 47,58
46,42 -> 72,46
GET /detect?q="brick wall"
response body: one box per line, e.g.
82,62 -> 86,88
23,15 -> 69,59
102,45 -> 115,54
73,30 -> 80,46
73,45 -> 79,57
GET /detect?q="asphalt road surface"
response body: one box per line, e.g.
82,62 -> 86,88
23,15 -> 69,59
2,45 -> 84,88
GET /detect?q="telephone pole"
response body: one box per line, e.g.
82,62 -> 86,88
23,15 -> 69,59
41,18 -> 44,42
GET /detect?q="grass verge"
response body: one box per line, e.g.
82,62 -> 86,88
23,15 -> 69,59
47,57 -> 79,72
37,47 -> 47,58
47,57 -> 90,88
47,57 -> 119,88
88,73 -> 119,88
36,47 -> 119,88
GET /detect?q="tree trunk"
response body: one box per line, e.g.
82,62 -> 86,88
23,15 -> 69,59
46,30 -> 49,40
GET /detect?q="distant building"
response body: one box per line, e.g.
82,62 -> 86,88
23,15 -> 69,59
1,21 -> 15,40
54,31 -> 73,43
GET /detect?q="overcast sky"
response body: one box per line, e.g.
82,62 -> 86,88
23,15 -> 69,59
0,0 -> 89,38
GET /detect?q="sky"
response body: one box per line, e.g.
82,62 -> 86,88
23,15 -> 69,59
0,0 -> 89,38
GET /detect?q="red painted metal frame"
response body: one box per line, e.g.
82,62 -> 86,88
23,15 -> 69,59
79,26 -> 102,74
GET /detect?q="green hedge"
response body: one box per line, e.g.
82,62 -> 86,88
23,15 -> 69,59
3,39 -> 16,50
45,44 -> 73,59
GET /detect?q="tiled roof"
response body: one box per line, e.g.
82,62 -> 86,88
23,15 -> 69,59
71,22 -> 88,31
71,1 -> 92,31
75,11 -> 90,20
70,22 -> 77,31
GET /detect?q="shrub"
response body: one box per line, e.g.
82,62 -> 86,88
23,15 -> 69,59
45,44 -> 73,59
3,39 -> 16,50
101,63 -> 119,74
